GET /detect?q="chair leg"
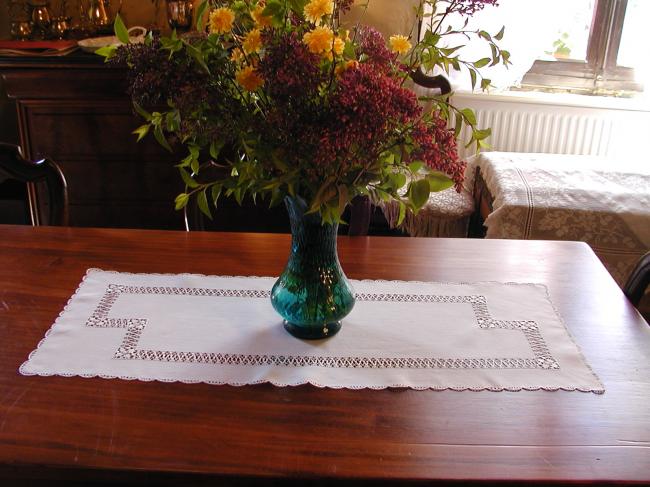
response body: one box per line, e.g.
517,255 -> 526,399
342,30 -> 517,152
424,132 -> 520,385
348,196 -> 372,236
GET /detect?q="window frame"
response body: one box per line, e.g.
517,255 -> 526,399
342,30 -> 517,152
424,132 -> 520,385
520,0 -> 642,94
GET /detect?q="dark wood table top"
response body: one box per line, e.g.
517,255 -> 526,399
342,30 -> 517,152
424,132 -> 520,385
0,224 -> 648,486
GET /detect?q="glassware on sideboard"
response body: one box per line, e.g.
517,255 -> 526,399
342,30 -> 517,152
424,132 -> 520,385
10,21 -> 34,41
29,0 -> 52,40
49,16 -> 72,39
165,0 -> 194,32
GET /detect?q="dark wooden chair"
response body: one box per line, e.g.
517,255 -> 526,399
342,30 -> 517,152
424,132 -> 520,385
624,252 -> 650,320
0,143 -> 69,226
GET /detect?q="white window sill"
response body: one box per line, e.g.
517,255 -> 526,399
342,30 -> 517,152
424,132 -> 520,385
452,88 -> 650,113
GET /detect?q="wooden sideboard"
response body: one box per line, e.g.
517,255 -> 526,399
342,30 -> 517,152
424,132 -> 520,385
0,53 -> 292,231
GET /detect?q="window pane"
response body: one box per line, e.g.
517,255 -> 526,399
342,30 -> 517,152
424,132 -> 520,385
617,0 -> 649,68
535,0 -> 595,62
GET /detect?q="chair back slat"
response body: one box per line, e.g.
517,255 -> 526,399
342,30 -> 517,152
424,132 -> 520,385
0,143 -> 68,226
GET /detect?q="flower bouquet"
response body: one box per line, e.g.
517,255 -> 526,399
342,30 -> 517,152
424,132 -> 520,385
100,0 -> 508,339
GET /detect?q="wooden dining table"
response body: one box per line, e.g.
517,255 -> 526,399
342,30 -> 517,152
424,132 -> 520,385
0,224 -> 648,486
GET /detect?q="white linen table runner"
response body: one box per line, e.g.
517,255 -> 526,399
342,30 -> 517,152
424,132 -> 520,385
20,269 -> 604,393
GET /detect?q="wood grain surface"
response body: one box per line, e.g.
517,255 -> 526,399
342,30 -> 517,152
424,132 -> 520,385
0,225 -> 648,486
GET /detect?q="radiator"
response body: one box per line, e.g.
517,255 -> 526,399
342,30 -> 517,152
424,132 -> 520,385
451,92 -> 650,162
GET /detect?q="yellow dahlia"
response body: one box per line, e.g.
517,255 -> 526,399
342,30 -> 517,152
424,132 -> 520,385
251,5 -> 273,28
236,65 -> 264,91
303,26 -> 334,55
209,7 -> 235,35
243,28 -> 263,54
304,0 -> 334,25
389,34 -> 412,55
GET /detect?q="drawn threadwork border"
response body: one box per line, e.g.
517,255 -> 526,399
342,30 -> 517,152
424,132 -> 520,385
85,284 -> 560,370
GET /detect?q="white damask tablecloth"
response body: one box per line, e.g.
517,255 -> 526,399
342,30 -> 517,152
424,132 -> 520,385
476,152 -> 650,287
20,269 -> 603,393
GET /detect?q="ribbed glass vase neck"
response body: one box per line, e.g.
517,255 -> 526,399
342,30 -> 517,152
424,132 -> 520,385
285,196 -> 339,263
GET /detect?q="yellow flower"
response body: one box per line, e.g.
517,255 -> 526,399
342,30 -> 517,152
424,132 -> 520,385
251,5 -> 273,28
303,26 -> 334,55
230,48 -> 244,63
236,65 -> 264,91
209,7 -> 235,35
243,28 -> 263,54
333,36 -> 345,56
319,36 -> 344,61
335,59 -> 359,76
304,0 -> 334,25
389,35 -> 412,55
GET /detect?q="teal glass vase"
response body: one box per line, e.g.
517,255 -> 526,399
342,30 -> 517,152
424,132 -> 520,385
271,196 -> 355,339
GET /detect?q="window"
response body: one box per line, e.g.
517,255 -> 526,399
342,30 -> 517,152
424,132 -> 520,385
521,0 -> 645,94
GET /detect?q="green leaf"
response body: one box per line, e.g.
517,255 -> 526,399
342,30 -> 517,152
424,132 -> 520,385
309,178 -> 336,213
133,102 -> 153,122
95,44 -> 117,60
490,44 -> 499,66
427,172 -> 454,192
166,110 -> 181,132
262,0 -> 286,26
440,45 -> 463,56
211,184 -> 222,205
190,157 -> 199,175
189,144 -> 200,160
179,168 -> 199,188
271,151 -> 288,172
481,78 -> 491,90
423,31 -> 440,47
174,193 -> 189,210
269,187 -> 284,208
132,124 -> 150,142
210,140 -> 225,160
288,0 -> 309,14
196,0 -> 209,32
460,108 -> 477,126
494,26 -> 505,41
397,201 -> 406,226
337,185 -> 349,216
394,173 -> 407,190
410,179 -> 430,210
233,187 -> 244,206
408,161 -> 424,173
478,138 -> 491,150
474,57 -> 491,69
197,188 -> 212,219
454,116 -> 463,138
153,125 -> 172,152
343,41 -> 355,59
478,30 -> 492,41
114,13 -> 130,44
474,128 -> 492,140
153,128 -> 172,152
184,40 -> 211,74
382,152 -> 395,165
469,69 -> 477,90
